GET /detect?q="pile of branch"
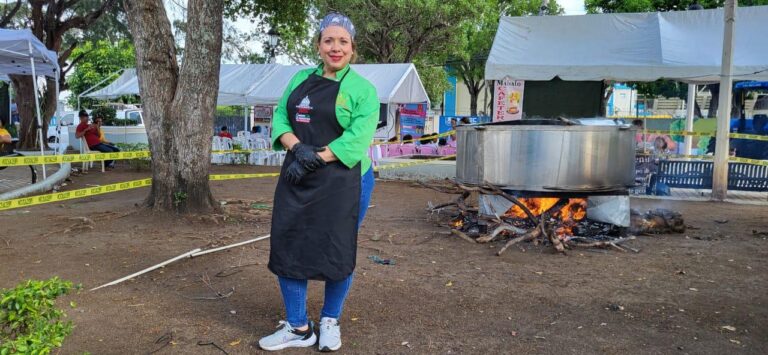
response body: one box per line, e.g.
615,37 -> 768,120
424,180 -> 637,256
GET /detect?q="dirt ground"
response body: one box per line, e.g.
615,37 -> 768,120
1,164 -> 767,355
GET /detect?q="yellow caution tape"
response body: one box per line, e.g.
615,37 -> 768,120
730,133 -> 768,142
209,173 -> 280,180
730,156 -> 768,166
373,131 -> 456,146
211,149 -> 271,154
640,153 -> 768,166
0,178 -> 152,211
612,115 -> 674,120
642,130 -> 768,141
0,172 -> 284,211
0,151 -> 151,167
374,155 -> 456,171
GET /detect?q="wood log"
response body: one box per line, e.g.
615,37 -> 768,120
451,229 -> 477,243
476,224 -> 528,243
497,227 -> 542,256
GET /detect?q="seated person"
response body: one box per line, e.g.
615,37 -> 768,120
402,134 -> 413,143
387,136 -> 398,143
76,110 -> 119,169
218,126 -> 233,139
438,137 -> 447,147
94,116 -> 121,153
0,121 -> 11,145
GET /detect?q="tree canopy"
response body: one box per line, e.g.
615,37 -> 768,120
66,40 -> 137,109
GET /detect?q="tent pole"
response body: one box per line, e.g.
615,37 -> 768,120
28,40 -> 47,180
712,0 -> 736,201
683,83 -> 696,155
712,1 -> 737,200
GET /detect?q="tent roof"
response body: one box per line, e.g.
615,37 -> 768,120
0,29 -> 59,78
485,6 -> 768,84
85,63 -> 429,105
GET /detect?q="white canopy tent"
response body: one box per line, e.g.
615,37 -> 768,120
84,63 -> 429,137
85,63 -> 429,105
0,29 -> 62,179
486,5 -> 768,200
485,6 -> 768,83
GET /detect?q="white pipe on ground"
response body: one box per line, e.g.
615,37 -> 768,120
0,163 -> 71,200
90,248 -> 202,291
190,234 -> 271,257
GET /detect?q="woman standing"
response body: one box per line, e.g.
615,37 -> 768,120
259,13 -> 379,352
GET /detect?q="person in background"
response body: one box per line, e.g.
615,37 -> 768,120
93,116 -> 121,153
632,119 -> 645,149
259,12 -> 379,352
251,125 -> 262,136
10,100 -> 19,124
387,136 -> 398,143
218,126 -> 233,139
76,110 -> 118,169
0,121 -> 11,145
402,134 -> 413,143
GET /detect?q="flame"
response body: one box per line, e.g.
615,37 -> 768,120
452,218 -> 464,228
504,198 -> 588,238
505,198 -> 560,218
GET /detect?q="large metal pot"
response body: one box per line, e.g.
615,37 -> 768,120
456,120 -> 636,192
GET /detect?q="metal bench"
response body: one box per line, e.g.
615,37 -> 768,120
650,160 -> 768,192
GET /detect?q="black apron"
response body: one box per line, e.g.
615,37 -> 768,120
269,71 -> 361,281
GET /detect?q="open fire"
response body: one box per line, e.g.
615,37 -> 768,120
424,181 -> 639,255
505,198 -> 588,238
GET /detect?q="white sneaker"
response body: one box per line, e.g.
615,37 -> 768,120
318,317 -> 342,352
258,320 -> 316,351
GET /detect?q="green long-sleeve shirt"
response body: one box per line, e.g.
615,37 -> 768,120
271,64 -> 380,175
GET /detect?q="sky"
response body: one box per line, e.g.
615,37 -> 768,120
559,0 -> 587,15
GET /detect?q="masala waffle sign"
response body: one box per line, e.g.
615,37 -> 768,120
493,79 -> 525,122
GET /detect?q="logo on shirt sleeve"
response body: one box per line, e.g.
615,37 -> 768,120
295,96 -> 313,123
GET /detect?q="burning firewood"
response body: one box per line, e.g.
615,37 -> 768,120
424,180 -> 640,256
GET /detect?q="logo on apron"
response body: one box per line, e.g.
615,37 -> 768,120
295,96 -> 313,123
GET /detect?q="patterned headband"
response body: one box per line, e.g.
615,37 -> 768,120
319,12 -> 356,39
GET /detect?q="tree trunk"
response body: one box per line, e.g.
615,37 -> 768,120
469,90 -> 478,117
707,84 -> 719,118
10,75 -> 43,149
124,0 -> 223,213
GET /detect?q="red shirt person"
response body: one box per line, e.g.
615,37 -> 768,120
75,110 -> 101,148
218,126 -> 233,139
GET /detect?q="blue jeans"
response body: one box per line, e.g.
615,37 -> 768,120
89,143 -> 120,167
278,167 -> 375,327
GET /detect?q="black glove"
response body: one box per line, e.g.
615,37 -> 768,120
291,143 -> 326,171
284,160 -> 309,184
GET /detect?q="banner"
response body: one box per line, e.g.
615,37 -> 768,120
493,79 -> 525,122
399,103 -> 427,138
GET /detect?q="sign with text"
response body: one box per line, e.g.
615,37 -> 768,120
399,103 -> 427,138
493,79 -> 525,122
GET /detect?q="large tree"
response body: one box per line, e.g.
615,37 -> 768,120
123,0 -> 307,213
1,0 -> 119,149
123,0 -> 223,213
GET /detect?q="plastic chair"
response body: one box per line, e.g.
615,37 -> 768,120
80,137 -> 104,172
398,144 -> 416,156
439,146 -> 456,156
418,145 -> 438,155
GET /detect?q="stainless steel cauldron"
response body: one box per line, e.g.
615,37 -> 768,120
456,120 -> 636,192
